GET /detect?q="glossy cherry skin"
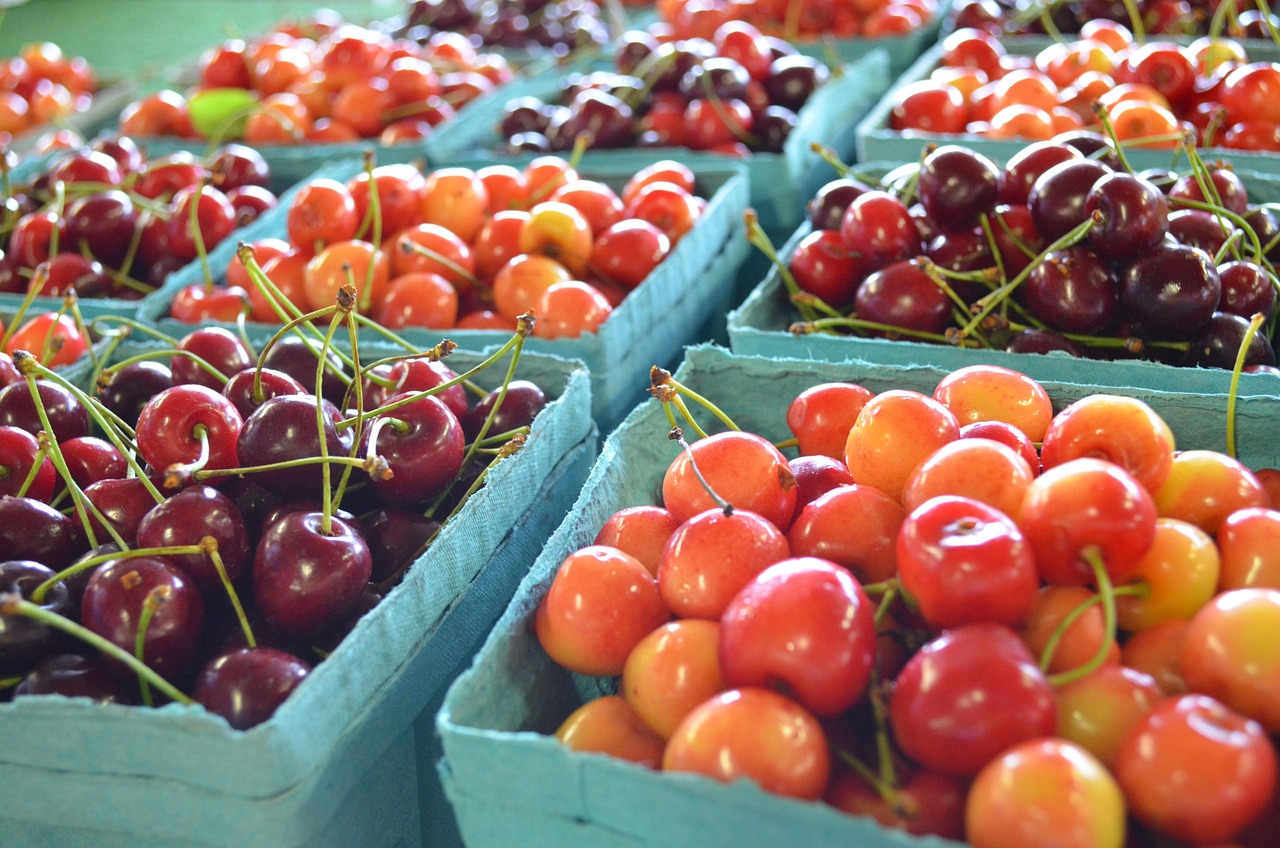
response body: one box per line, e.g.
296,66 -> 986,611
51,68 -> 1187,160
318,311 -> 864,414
236,395 -> 350,498
80,555 -> 205,680
220,367 -> 307,420
855,259 -> 952,336
999,141 -> 1083,206
1120,243 -> 1222,340
83,477 -> 162,547
888,622 -> 1057,777
362,507 -> 440,585
807,178 -> 872,231
918,145 -> 1001,232
1185,312 -> 1277,370
377,356 -> 468,422
135,485 -> 252,597
13,653 -> 135,704
251,512 -> 372,639
0,495 -> 86,571
1028,158 -> 1112,241
60,436 -> 127,491
135,384 -> 243,483
0,425 -> 54,501
97,360 -> 174,428
0,378 -> 91,443
839,191 -> 922,272
0,559 -> 72,675
172,327 -> 252,390
1085,171 -> 1169,262
194,646 -> 311,730
1217,260 -> 1277,320
719,557 -> 876,718
363,393 -> 464,505
1023,246 -> 1120,335
463,379 -> 547,441
258,335 -> 348,406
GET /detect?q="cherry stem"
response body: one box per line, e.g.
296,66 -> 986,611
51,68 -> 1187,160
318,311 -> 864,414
792,316 -> 960,346
773,436 -> 798,450
164,424 -> 211,490
134,585 -> 171,707
400,239 -> 480,287
1118,0 -> 1146,43
872,582 -> 899,627
31,543 -> 203,604
331,307 -> 367,512
253,303 -> 354,398
1171,197 -> 1266,267
868,676 -> 899,792
92,315 -> 179,347
743,209 -> 821,323
699,71 -> 757,147
106,348 -> 230,387
1046,548 -> 1118,687
0,265 -> 50,352
236,242 -> 308,325
649,366 -> 740,433
360,152 -> 382,316
189,177 -> 214,291
807,142 -> 863,181
0,593 -> 194,705
1227,312 -> 1267,459
461,324 -> 528,472
14,435 -> 50,499
834,746 -> 899,805
669,426 -> 733,515
192,452 -> 376,482
203,535 -> 254,648
315,296 -> 349,537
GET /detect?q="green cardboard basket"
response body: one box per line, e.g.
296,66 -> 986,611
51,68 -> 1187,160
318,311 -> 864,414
0,342 -> 594,848
436,343 -> 1280,848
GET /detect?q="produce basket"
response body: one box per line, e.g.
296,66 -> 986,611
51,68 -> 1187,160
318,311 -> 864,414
0,341 -> 595,848
137,157 -> 752,434
436,343 -> 1280,848
855,35 -> 1280,172
725,162 -> 1280,397
423,50 -> 892,235
785,0 -> 950,76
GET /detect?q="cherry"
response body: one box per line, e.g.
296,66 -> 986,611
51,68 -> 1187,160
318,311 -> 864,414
0,495 -> 86,570
13,653 -> 135,704
83,477 -> 161,546
658,507 -> 790,620
62,190 -> 137,268
98,360 -> 173,428
1085,172 -> 1169,262
1028,158 -> 1112,241
172,327 -> 252,390
135,485 -> 252,597
999,141 -> 1083,206
37,253 -> 113,298
194,646 -> 310,729
252,512 -> 372,639
855,259 -> 952,336
258,335 -> 348,406
764,55 -> 828,113
363,393 -> 464,505
81,555 -> 205,680
1167,208 -> 1231,257
807,178 -> 872,231
208,143 -> 270,192
220,367 -> 307,420
1169,167 -> 1250,216
1120,242 -> 1222,340
362,507 -> 440,585
1024,246 -> 1120,335
1185,312 -> 1277,370
0,425 -> 55,501
1217,260 -> 1277,320
918,145 -> 1001,232
839,191 -> 921,271
0,559 -> 72,674
135,384 -> 243,483
236,395 -> 350,498
0,378 -> 90,443
166,184 -> 236,263
463,379 -> 547,441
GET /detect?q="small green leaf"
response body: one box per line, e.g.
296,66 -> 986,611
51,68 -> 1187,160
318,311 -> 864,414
187,87 -> 259,140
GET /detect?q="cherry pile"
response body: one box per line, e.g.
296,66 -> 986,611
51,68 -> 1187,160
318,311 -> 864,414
168,154 -> 708,340
535,362 -> 1280,848
952,0 -> 1280,39
1,137 -> 279,299
2,307 -> 96,370
0,303 -> 550,730
891,26 -> 1280,151
772,135 -> 1280,371
399,0 -> 609,56
497,21 -> 830,154
655,0 -> 939,41
119,16 -> 512,146
0,41 -> 98,145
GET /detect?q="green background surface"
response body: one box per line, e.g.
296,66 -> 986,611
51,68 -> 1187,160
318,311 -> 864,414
0,0 -> 404,83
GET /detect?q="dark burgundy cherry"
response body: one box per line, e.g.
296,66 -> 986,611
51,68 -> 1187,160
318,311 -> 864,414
172,328 -> 251,391
60,436 -> 127,490
499,96 -> 553,137
927,231 -> 994,303
14,653 -> 135,704
1167,208 -> 1232,257
135,485 -> 252,597
764,54 -> 829,113
1121,243 -> 1222,339
0,560 -> 72,675
918,145 -> 1001,232
681,57 -> 750,102
49,149 -> 123,187
463,379 -> 548,440
0,496 -> 86,571
649,40 -> 714,93
1051,130 -> 1121,169
550,88 -> 634,149
166,184 -> 237,263
135,384 -> 244,484
363,393 -> 465,505
309,582 -> 384,653
1027,158 -> 1112,242
57,542 -> 121,620
0,378 -> 91,442
988,204 -> 1044,278
1217,260 -> 1278,320
790,455 -> 855,511
221,367 -> 307,420
616,30 -> 658,75
98,360 -> 174,428
0,353 -> 19,388
1185,311 -> 1277,370
208,143 -> 270,192
855,259 -> 952,336
363,507 -> 441,584
1243,206 -> 1280,263
7,211 -> 60,270
1025,247 -> 1123,336
252,512 -> 372,639
999,141 -> 1083,207
752,106 -> 797,154
0,425 -> 54,501
1169,167 -> 1249,216
1005,328 -> 1085,357
62,190 -> 138,267
83,477 -> 162,547
950,0 -> 1006,33
807,178 -> 873,231
1085,172 -> 1169,262
236,395 -> 351,498
195,647 -> 309,730
840,190 -> 922,271
81,555 -> 205,679
258,335 -> 348,405
91,134 -> 145,175
380,356 -> 468,421
37,253 -> 114,298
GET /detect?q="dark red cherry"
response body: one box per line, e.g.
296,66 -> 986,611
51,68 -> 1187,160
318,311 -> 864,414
236,395 -> 351,498
1051,130 -> 1121,169
98,360 -> 174,428
0,496 -> 86,571
1025,247 -> 1121,335
258,335 -> 348,406
918,145 -> 1001,232
463,379 -> 547,441
194,647 -> 310,730
855,258 -> 952,336
0,378 -> 91,442
81,555 -> 205,679
1005,328 -> 1085,357
0,560 -> 72,675
62,190 -> 137,267
252,512 -> 371,639
221,367 -> 307,420
988,204 -> 1044,279
790,455 -> 855,511
172,327 -> 252,391
1121,243 -> 1222,339
83,477 -> 163,547
1184,311 -> 1277,370
807,178 -> 873,231
208,143 -> 271,192
1169,167 -> 1249,216
1167,208 -> 1232,257
1028,158 -> 1112,242
36,253 -> 114,298
840,191 -> 922,272
135,485 -> 252,597
91,135 -> 145,175
1085,172 -> 1169,262
363,393 -> 465,505
790,228 -> 864,308
59,436 -> 127,490
999,141 -> 1083,207
764,54 -> 829,113
227,185 -> 278,228
134,384 -> 243,483
381,357 -> 468,421
14,653 -> 135,703
0,425 -> 55,501
1217,260 -> 1277,320
362,507 -> 441,585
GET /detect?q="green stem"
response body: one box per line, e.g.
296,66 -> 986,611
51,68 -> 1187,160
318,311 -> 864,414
1226,312 -> 1267,460
1046,549 -> 1118,687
